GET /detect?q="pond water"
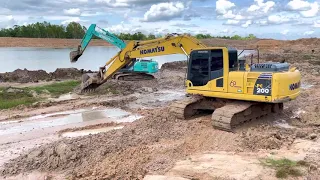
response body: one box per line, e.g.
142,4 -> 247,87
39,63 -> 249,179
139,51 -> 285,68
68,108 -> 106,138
0,47 -> 256,73
0,46 -> 187,73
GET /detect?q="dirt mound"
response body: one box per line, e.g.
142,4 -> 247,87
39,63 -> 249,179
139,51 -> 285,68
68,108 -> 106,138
288,38 -> 320,46
0,69 -> 51,83
161,61 -> 187,71
241,124 -> 296,151
49,68 -> 84,80
0,68 -> 93,83
0,111 -> 239,179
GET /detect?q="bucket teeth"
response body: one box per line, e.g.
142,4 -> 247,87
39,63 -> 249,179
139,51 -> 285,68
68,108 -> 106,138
80,73 -> 102,93
81,88 -> 96,94
70,50 -> 82,63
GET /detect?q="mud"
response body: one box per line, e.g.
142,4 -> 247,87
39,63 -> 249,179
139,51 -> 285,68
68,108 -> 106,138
0,111 -> 239,179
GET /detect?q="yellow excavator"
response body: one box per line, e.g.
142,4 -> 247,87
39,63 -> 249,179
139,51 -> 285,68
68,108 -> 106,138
70,33 -> 301,131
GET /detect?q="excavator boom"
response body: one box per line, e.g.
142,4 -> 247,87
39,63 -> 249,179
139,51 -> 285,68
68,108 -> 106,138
70,24 -> 126,63
78,34 -> 206,92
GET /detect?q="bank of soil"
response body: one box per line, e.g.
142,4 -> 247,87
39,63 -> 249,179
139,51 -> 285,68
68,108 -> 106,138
1,38 -> 320,179
0,68 -> 93,83
0,37 -> 111,48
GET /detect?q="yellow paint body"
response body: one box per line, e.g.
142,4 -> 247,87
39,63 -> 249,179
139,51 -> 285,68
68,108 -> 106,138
99,35 -> 301,103
186,47 -> 301,103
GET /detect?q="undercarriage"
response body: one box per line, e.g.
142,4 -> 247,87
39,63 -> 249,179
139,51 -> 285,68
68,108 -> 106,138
169,96 -> 283,132
112,72 -> 155,81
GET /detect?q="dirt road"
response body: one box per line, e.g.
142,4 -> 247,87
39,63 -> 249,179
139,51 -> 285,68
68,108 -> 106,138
0,39 -> 320,179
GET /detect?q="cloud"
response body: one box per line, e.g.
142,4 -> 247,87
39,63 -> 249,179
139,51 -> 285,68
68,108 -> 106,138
0,15 -> 17,28
267,14 -> 292,24
314,20 -> 320,27
142,2 -> 186,22
216,0 -> 235,15
172,23 -> 199,27
81,11 -> 103,17
247,0 -> 275,13
63,8 -> 81,16
224,19 -> 240,25
304,30 -> 315,35
241,20 -> 252,28
255,20 -> 268,26
221,28 -> 230,33
221,10 -> 245,20
281,29 -> 289,35
95,0 -> 130,7
287,0 -> 313,11
61,17 -> 81,25
287,0 -> 319,18
300,2 -> 319,18
183,12 -> 201,21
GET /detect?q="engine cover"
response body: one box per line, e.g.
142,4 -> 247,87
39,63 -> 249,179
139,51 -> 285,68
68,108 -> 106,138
250,62 -> 289,72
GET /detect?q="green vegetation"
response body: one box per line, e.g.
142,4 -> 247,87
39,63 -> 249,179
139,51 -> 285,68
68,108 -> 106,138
0,89 -> 37,109
116,32 -> 161,40
0,81 -> 80,109
260,158 -> 308,178
0,22 -> 85,39
0,21 -> 257,41
27,80 -> 80,96
195,33 -> 257,40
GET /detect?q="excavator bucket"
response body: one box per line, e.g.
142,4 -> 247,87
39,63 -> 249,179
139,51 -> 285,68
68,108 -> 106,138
80,73 -> 102,93
70,45 -> 83,63
70,50 -> 82,63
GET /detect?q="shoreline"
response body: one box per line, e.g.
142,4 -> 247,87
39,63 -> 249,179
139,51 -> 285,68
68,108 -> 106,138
0,37 -> 112,48
0,37 -> 319,50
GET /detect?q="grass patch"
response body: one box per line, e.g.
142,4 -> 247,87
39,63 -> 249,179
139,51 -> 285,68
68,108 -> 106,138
27,80 -> 80,96
0,81 -> 80,110
260,158 -> 308,179
0,90 -> 38,110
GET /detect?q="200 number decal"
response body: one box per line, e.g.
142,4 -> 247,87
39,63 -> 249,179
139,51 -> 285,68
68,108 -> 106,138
257,88 -> 270,94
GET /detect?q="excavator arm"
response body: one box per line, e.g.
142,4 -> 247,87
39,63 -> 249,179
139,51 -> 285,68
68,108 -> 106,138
70,24 -> 126,62
79,34 -> 207,92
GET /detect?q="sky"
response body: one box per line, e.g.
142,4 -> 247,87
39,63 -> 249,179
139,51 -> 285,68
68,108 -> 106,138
0,0 -> 319,40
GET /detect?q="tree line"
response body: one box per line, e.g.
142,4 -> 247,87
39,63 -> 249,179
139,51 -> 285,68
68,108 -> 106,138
0,22 -> 86,39
0,21 -> 257,40
195,33 -> 256,40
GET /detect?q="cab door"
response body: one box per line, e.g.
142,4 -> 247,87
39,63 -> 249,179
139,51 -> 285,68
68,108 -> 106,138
188,50 -> 210,87
209,49 -> 225,92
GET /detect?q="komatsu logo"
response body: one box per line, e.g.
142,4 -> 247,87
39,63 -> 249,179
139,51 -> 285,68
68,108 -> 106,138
140,46 -> 165,55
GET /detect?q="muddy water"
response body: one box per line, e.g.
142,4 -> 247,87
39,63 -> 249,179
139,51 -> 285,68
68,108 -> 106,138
0,108 -> 139,136
0,46 -> 187,73
0,108 -> 142,144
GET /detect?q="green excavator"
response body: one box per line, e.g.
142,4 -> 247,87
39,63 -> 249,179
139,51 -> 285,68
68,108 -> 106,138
70,24 -> 159,81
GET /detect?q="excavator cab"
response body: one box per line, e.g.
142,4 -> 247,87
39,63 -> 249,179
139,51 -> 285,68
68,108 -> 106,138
187,48 -> 237,89
186,47 -> 300,103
